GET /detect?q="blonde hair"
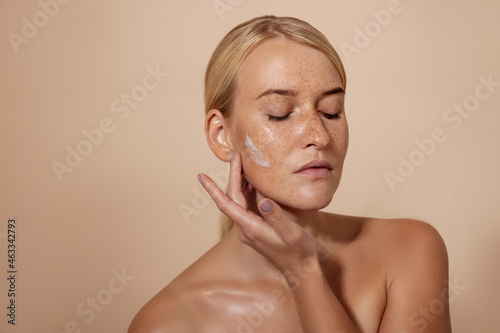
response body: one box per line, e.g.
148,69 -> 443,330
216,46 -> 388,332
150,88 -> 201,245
204,15 -> 347,237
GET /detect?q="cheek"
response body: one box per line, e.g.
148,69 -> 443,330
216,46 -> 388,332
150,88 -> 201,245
338,121 -> 349,157
328,119 -> 349,158
242,129 -> 289,169
238,132 -> 286,191
235,120 -> 348,209
245,135 -> 270,168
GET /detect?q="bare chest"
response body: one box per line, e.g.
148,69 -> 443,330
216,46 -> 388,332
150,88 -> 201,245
198,262 -> 387,333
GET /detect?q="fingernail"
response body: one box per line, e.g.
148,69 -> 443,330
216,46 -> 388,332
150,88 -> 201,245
260,200 -> 273,213
231,153 -> 235,162
197,174 -> 202,183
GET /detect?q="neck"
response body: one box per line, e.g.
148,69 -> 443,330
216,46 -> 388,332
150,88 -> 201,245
224,226 -> 284,282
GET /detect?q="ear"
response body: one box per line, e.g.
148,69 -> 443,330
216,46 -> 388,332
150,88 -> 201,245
205,109 -> 234,162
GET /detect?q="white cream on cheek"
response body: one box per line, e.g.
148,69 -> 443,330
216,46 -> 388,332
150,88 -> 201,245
245,135 -> 270,168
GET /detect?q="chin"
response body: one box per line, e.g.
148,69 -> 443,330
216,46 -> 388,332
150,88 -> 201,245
273,189 -> 336,211
248,173 -> 340,211
290,197 -> 333,211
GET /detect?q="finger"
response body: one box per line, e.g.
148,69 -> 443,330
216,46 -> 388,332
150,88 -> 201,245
198,173 -> 256,227
242,182 -> 254,201
226,153 -> 247,208
199,173 -> 279,242
199,172 -> 243,215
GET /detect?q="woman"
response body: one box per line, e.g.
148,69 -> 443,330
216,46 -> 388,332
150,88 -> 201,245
129,15 -> 451,332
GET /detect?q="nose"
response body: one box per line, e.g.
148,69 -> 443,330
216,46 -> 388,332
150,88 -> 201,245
298,108 -> 331,150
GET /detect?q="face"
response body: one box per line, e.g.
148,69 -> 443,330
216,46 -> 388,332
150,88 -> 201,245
227,38 -> 348,211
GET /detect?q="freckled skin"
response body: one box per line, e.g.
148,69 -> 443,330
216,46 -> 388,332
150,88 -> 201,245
228,39 -> 348,212
245,135 -> 270,167
128,39 -> 451,333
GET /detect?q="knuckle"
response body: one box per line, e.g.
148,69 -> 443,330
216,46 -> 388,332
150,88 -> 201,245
284,230 -> 302,245
216,197 -> 230,212
282,227 -> 306,247
266,211 -> 283,224
239,226 -> 259,243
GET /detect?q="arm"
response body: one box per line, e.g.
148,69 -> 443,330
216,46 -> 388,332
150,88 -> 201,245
287,258 -> 360,332
378,219 -> 452,332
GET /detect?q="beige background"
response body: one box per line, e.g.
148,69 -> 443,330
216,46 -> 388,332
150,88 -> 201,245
1,0 -> 499,332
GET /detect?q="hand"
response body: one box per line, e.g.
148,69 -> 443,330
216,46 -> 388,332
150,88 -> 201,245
198,153 -> 320,279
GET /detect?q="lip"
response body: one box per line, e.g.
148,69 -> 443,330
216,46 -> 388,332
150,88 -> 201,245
295,160 -> 333,177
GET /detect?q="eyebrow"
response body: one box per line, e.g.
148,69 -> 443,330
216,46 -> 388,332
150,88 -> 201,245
256,87 -> 345,99
323,87 -> 345,96
256,89 -> 296,99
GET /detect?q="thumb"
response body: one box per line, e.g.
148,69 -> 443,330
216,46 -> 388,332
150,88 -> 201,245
258,199 -> 293,238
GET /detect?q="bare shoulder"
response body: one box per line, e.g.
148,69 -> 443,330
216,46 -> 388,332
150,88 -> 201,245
374,217 -> 448,263
356,216 -> 450,300
363,216 -> 448,266
128,245 -> 224,333
127,279 -> 202,333
128,268 -> 240,333
128,237 -> 245,333
350,217 -> 451,331
330,214 -> 451,330
329,213 -> 446,248
327,213 -> 448,274
380,218 -> 449,293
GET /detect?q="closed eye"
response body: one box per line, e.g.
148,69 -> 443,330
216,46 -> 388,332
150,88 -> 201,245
268,114 -> 290,121
269,111 -> 341,121
322,112 -> 341,120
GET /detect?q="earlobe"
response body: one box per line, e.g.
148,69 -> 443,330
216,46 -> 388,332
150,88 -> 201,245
205,109 -> 234,162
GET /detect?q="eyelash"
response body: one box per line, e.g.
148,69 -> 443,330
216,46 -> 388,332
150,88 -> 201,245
268,112 -> 341,121
268,114 -> 290,121
323,113 -> 341,120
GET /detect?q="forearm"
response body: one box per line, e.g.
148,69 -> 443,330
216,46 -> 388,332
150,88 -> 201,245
286,259 -> 360,333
